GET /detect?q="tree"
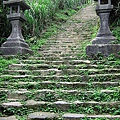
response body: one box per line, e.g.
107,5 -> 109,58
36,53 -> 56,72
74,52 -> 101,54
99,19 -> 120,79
0,0 -> 11,46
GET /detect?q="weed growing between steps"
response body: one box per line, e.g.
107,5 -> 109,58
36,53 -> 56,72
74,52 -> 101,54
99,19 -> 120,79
1,103 -> 120,118
68,105 -> 120,115
111,19 -> 120,44
0,57 -> 18,76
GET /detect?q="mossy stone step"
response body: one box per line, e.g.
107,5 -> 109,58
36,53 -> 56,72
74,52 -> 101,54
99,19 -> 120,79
0,81 -> 119,90
53,101 -> 120,111
1,74 -> 120,82
7,63 -> 120,71
28,112 -> 59,120
5,69 -> 62,76
38,50 -> 80,53
28,56 -> 77,60
1,101 -> 120,114
61,68 -> 120,75
42,43 -> 79,46
20,59 -> 91,64
4,68 -> 120,76
63,114 -> 120,120
8,64 -> 51,70
1,88 -> 118,101
8,59 -> 120,69
0,116 -> 17,120
38,53 -> 81,58
2,102 -> 22,108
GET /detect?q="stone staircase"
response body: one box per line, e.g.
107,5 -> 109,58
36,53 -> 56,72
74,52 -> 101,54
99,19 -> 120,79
0,4 -> 120,120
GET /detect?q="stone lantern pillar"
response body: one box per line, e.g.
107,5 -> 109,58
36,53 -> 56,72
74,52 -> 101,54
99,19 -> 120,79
0,0 -> 33,56
86,0 -> 120,57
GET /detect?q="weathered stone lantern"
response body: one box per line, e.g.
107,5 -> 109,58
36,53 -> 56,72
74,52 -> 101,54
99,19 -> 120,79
0,0 -> 33,56
86,0 -> 120,57
92,0 -> 116,44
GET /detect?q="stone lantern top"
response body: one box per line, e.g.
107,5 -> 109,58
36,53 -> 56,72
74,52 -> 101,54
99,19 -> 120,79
98,0 -> 111,5
96,0 -> 113,12
3,0 -> 30,10
3,0 -> 30,22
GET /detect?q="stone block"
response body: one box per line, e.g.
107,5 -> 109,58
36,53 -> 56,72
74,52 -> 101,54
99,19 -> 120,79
86,44 -> 120,57
0,116 -> 17,120
0,47 -> 33,56
28,112 -> 59,120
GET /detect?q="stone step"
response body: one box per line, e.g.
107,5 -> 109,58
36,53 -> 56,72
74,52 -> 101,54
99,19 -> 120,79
52,101 -> 120,112
42,41 -> 75,44
0,111 -> 59,120
1,88 -> 118,101
48,37 -> 80,41
63,114 -> 120,120
4,68 -> 120,76
8,63 -> 120,71
37,53 -> 81,57
8,64 -> 51,70
61,68 -> 120,75
38,51 -> 73,55
91,60 -> 120,65
42,43 -> 80,46
40,45 -> 80,49
17,60 -> 119,69
1,112 -> 120,120
38,49 -> 80,53
48,42 -> 81,46
14,59 -> 120,66
39,45 -> 78,50
38,57 -> 120,64
4,69 -> 62,76
39,46 -> 82,51
20,59 -> 91,65
1,73 -> 120,82
0,116 -> 17,120
0,81 -> 119,90
38,49 -> 81,53
28,112 -> 59,120
1,100 -> 120,114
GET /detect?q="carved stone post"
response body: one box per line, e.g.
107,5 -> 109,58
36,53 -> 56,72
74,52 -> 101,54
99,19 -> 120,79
86,0 -> 120,57
0,0 -> 33,56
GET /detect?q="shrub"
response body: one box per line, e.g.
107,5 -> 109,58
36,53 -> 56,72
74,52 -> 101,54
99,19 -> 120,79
24,0 -> 90,38
0,0 -> 11,46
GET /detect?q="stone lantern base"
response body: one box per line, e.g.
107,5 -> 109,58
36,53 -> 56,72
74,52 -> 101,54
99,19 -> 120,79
0,40 -> 33,56
86,44 -> 120,57
0,47 -> 33,56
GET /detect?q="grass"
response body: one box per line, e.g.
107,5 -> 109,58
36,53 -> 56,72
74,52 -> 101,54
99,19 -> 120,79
0,56 -> 18,75
112,26 -> 120,44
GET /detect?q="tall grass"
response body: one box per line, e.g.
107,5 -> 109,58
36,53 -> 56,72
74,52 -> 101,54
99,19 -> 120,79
24,0 -> 92,38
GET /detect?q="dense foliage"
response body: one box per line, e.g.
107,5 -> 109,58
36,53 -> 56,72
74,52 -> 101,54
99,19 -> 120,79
24,0 -> 91,37
0,0 -> 11,45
